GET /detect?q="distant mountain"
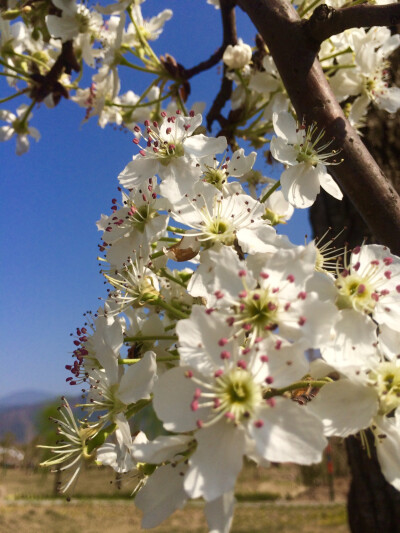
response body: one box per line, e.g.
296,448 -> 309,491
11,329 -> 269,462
0,392 -> 80,444
0,390 -> 59,409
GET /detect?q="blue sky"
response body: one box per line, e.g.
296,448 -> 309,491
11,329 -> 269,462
0,1 -> 311,398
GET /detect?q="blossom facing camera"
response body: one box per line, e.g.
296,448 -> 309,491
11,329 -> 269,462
223,39 -> 252,69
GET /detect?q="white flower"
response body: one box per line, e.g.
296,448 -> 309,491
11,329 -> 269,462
334,244 -> 400,332
0,106 -> 40,155
153,316 -> 326,501
46,0 -> 102,42
118,112 -> 227,190
188,245 -> 338,348
270,112 -> 343,208
223,39 -> 252,70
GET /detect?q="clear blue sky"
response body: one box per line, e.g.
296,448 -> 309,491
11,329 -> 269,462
0,1 -> 311,398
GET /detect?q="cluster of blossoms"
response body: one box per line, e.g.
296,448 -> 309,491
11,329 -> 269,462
40,107 -> 400,532
1,0 -> 400,155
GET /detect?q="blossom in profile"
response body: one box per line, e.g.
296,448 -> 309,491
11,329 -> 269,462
223,39 -> 252,70
0,106 -> 40,155
270,112 -> 343,208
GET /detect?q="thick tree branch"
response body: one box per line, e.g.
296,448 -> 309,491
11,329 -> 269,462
306,3 -> 400,46
237,0 -> 400,256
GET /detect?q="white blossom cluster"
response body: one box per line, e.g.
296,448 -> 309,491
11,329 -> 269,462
1,0 -> 399,155
40,109 -> 400,531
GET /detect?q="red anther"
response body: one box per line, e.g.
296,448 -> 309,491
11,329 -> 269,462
371,260 -> 379,266
194,388 -> 202,398
153,121 -> 158,128
144,120 -> 150,127
284,302 -> 291,311
238,290 -> 247,298
81,328 -> 87,334
287,274 -> 295,282
196,420 -> 203,428
298,316 -> 306,326
184,124 -> 190,131
265,376 -> 274,384
220,350 -> 231,359
298,291 -> 307,300
225,412 -> 235,420
189,110 -> 195,117
161,111 -> 167,117
353,246 -> 361,254
357,284 -> 366,294
214,369 -> 224,377
153,147 -> 158,153
218,338 -> 229,346
206,308 -> 215,314
133,138 -> 140,144
134,125 -> 140,132
384,271 -> 392,279
267,302 -> 277,311
176,109 -> 181,114
213,398 -> 221,408
185,370 -> 193,378
214,290 -> 224,299
353,262 -> 360,271
253,293 -> 260,301
147,140 -> 152,147
73,340 -> 80,346
237,359 -> 247,369
139,150 -> 146,157
254,420 -> 264,428
260,272 -> 269,279
372,292 -> 380,301
396,285 -> 400,293
238,269 -> 247,277
226,317 -> 235,326
266,398 -> 276,407
260,355 -> 269,363
166,127 -> 171,134
191,399 -> 199,411
275,339 -> 282,350
111,205 -> 118,211
242,347 -> 251,355
384,257 -> 393,266
243,324 -> 252,331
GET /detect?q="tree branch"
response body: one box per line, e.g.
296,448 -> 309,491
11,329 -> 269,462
305,3 -> 400,46
206,0 -> 238,130
237,0 -> 400,256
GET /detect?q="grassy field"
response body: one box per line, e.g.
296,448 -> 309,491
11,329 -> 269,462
0,462 -> 350,532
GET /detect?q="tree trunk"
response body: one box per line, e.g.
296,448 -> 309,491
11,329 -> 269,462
309,48 -> 400,533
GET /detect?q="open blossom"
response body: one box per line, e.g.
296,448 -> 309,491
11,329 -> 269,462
0,106 -> 40,155
153,311 -> 326,501
46,0 -> 102,42
188,245 -> 338,347
118,112 -> 227,190
270,112 -> 343,208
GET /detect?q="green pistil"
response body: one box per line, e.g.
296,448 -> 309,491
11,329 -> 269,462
131,204 -> 156,233
240,289 -> 279,332
158,142 -> 184,165
204,168 -> 226,190
216,369 -> 262,422
335,274 -> 375,313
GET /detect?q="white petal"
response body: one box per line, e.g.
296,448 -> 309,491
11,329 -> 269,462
133,435 -> 192,464
184,422 -> 245,501
153,367 -> 198,432
184,134 -> 227,159
250,399 -> 327,464
135,463 -> 188,528
270,136 -> 298,165
272,112 -> 298,144
117,351 -> 157,404
227,148 -> 256,177
374,415 -> 400,491
317,167 -> 343,201
204,491 -> 235,533
308,380 -> 378,437
118,156 -> 158,189
281,164 -> 321,208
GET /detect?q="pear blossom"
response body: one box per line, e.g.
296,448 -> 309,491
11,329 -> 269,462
118,112 -> 227,190
153,313 -> 326,501
0,106 -> 40,155
46,0 -> 102,42
188,245 -> 338,347
270,112 -> 343,208
223,39 -> 252,70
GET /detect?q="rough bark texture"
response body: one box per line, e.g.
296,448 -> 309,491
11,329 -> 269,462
310,49 -> 400,533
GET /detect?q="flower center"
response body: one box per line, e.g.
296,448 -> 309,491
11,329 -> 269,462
215,368 -> 262,423
205,218 -> 235,246
335,273 -> 376,314
368,363 -> 400,415
237,288 -> 279,334
203,168 -> 227,190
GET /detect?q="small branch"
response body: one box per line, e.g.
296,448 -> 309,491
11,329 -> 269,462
206,0 -> 238,130
305,3 -> 400,46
